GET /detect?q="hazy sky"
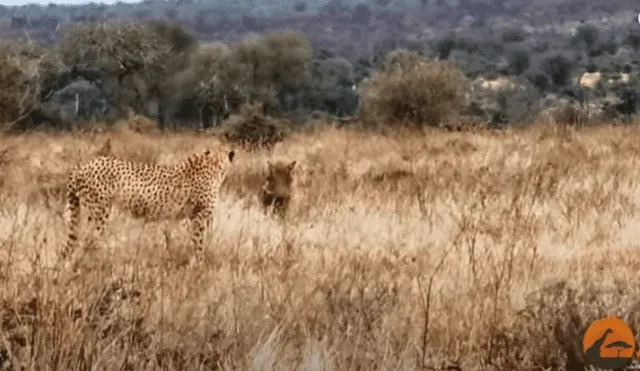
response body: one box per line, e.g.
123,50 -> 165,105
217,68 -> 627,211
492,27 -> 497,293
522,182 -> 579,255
0,0 -> 142,5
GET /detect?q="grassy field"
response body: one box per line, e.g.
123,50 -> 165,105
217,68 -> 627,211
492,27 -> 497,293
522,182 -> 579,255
0,119 -> 639,370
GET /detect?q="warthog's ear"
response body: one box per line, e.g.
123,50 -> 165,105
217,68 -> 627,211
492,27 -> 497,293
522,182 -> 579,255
288,160 -> 297,172
228,150 -> 235,163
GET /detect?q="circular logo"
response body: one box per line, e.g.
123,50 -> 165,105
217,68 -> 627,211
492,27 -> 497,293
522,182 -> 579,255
583,316 -> 638,369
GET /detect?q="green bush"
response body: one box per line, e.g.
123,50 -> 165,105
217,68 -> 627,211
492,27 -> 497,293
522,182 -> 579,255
357,51 -> 467,128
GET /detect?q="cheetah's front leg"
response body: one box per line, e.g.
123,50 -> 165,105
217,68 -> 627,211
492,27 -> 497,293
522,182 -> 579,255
189,207 -> 213,262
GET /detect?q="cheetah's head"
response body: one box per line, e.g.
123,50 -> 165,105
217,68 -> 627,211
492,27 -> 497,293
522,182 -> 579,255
263,159 -> 297,197
196,147 -> 236,178
202,148 -> 235,164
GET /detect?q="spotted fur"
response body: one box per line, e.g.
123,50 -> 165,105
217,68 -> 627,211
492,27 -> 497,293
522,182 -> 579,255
61,148 -> 235,261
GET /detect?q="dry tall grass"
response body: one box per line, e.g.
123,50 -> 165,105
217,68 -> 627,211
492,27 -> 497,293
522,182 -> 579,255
1,120 -> 640,370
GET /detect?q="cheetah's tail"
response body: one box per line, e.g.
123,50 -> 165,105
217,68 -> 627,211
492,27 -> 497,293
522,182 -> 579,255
60,173 -> 81,261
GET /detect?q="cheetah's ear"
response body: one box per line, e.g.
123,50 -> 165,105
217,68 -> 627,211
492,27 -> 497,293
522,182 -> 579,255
203,149 -> 211,155
288,160 -> 297,172
228,150 -> 235,163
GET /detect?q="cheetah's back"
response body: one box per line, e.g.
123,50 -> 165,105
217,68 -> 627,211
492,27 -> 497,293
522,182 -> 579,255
74,157 -> 195,221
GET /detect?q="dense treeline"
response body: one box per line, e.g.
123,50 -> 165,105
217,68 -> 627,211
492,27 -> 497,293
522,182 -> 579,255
0,23 -> 363,137
0,0 -> 640,139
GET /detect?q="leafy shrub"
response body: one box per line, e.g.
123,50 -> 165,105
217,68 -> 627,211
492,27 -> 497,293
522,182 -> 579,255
218,103 -> 292,148
357,50 -> 467,127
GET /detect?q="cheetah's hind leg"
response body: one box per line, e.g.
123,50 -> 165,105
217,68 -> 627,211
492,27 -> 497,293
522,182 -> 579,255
59,184 -> 81,262
82,202 -> 112,256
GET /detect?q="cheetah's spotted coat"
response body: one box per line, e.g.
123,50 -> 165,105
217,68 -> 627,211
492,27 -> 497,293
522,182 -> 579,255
61,148 -> 235,261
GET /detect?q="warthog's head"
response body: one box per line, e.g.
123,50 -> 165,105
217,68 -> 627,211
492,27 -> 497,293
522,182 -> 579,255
262,159 -> 296,198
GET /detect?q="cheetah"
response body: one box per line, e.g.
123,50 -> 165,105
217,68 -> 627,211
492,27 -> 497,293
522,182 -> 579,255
259,159 -> 297,219
61,147 -> 236,261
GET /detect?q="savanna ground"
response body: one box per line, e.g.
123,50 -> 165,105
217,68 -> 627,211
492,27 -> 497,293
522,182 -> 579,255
0,119 -> 640,370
